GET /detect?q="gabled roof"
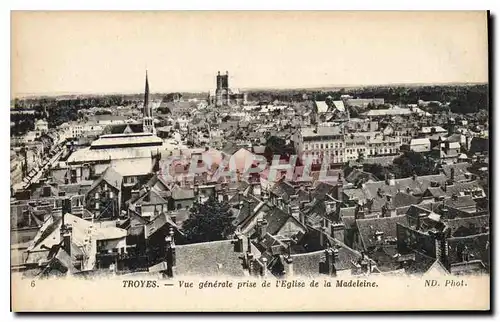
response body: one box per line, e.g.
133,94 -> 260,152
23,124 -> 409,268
88,166 -> 123,193
271,180 -> 297,200
136,189 -> 169,206
265,207 -> 299,236
444,215 -> 489,237
145,213 -> 183,239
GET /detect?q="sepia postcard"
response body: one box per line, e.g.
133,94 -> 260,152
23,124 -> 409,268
10,10 -> 490,312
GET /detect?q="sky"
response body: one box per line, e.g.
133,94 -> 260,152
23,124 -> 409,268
11,11 -> 489,96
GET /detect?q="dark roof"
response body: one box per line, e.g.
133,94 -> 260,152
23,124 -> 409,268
402,251 -> 437,275
265,208 -> 296,236
136,189 -> 169,206
356,215 -> 409,250
425,187 -> 447,198
145,213 -> 182,239
443,195 -> 476,210
444,215 -> 489,237
345,169 -> 379,185
362,174 -> 448,199
175,240 -> 245,276
444,180 -> 485,197
101,123 -> 144,135
271,180 -> 297,201
290,237 -> 363,277
392,192 -> 421,208
312,181 -> 338,201
447,233 -> 490,266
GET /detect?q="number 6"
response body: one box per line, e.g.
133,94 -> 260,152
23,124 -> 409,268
30,280 -> 35,287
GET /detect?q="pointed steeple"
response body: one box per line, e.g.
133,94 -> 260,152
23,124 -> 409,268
142,70 -> 155,134
143,70 -> 150,117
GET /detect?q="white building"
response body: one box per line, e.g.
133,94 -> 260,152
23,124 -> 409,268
410,138 -> 431,153
366,134 -> 401,157
294,126 -> 345,165
35,119 -> 49,133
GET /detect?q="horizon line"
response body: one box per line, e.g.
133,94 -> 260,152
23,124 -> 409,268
12,80 -> 488,99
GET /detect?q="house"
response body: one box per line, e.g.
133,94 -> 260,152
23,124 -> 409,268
169,185 -> 195,210
22,213 -> 128,274
85,167 -> 123,220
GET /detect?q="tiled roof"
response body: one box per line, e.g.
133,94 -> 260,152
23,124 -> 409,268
444,215 -> 489,237
441,162 -> 472,181
402,250 -> 437,275
145,213 -> 182,239
443,195 -> 476,210
345,169 -> 379,185
175,240 -> 245,276
362,174 -> 447,199
447,233 -> 490,266
271,181 -> 297,200
356,215 -> 409,250
170,185 -> 195,200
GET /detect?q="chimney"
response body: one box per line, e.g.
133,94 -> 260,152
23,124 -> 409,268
284,256 -> 294,277
320,226 -> 328,247
289,205 -> 300,221
386,173 -> 395,186
61,221 -> 72,257
235,233 -> 244,253
165,227 -> 176,277
416,213 -> 427,230
354,203 -> 365,220
359,252 -> 369,273
336,181 -> 343,202
434,231 -> 449,270
256,218 -> 268,239
331,222 -> 345,243
62,197 -> 71,215
261,258 -> 268,277
248,258 -> 257,276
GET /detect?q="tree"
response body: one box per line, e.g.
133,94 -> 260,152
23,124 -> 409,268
391,151 -> 436,178
363,163 -> 388,180
182,197 -> 235,244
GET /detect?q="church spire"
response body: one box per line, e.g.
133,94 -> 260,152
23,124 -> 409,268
142,70 -> 155,134
143,70 -> 150,117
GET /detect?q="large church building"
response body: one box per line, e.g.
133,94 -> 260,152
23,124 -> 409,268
208,71 -> 247,107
